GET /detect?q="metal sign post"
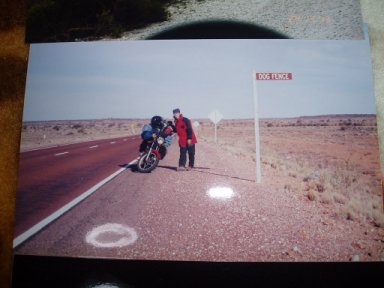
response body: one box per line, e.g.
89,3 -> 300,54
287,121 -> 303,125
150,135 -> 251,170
253,71 -> 262,184
253,72 -> 293,183
209,109 -> 223,143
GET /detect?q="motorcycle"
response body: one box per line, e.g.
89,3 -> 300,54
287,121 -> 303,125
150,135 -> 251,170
137,121 -> 173,173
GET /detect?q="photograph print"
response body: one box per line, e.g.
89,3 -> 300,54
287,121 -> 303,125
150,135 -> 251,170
14,36 -> 383,261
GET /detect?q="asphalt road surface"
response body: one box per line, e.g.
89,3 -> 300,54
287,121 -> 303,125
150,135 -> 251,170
14,136 -> 141,239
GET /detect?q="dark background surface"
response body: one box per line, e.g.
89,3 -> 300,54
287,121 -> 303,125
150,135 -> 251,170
24,1 -> 288,42
11,255 -> 384,288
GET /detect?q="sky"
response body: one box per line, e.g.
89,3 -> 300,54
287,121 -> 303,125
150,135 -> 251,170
23,36 -> 376,121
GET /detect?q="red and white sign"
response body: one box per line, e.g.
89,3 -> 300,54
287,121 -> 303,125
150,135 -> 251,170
256,72 -> 293,80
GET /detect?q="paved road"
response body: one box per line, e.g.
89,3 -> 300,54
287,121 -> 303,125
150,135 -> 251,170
14,136 -> 141,237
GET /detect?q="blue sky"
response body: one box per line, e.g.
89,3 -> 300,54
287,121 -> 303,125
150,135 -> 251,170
23,37 -> 375,121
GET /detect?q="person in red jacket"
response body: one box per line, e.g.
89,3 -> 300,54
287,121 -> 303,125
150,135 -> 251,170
173,108 -> 197,171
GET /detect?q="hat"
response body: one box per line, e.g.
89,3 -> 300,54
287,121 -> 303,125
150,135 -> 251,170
173,108 -> 180,114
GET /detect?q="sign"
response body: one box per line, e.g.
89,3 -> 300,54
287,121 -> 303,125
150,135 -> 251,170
256,72 -> 293,80
252,71 -> 293,183
209,109 -> 223,125
208,109 -> 223,143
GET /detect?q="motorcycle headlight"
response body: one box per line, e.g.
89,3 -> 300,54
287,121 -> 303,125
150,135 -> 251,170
157,137 -> 165,145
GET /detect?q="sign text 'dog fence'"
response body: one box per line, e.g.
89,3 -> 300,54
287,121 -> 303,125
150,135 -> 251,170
255,72 -> 292,80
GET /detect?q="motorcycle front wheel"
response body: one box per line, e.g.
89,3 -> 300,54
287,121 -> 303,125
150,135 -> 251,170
137,152 -> 160,173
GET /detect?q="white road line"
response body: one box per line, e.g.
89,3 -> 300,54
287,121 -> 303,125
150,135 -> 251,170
123,139 -> 128,141
110,141 -> 116,144
24,145 -> 59,152
54,152 -> 69,156
13,158 -> 139,249
89,145 -> 98,149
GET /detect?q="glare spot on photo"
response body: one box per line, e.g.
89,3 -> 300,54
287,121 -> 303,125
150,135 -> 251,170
85,223 -> 138,248
207,186 -> 234,200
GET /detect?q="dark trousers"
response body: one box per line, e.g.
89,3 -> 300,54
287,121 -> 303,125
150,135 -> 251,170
179,144 -> 195,168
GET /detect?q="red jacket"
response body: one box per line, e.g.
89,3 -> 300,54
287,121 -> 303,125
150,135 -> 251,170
174,114 -> 197,147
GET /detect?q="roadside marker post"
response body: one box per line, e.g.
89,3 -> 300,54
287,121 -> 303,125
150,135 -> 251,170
253,72 -> 293,183
209,109 -> 223,143
193,121 -> 200,129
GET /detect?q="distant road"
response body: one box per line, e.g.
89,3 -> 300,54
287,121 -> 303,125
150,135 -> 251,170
14,135 -> 141,237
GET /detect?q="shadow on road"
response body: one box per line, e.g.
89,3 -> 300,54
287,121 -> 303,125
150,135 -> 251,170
157,166 -> 212,171
119,164 -> 177,173
157,165 -> 177,171
156,164 -> 255,182
118,164 -> 251,183
119,163 -> 138,172
193,169 -> 255,183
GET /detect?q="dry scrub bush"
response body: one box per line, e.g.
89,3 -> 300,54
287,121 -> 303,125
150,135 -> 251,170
72,124 -> 82,129
307,189 -> 317,201
333,193 -> 348,205
338,198 -> 357,220
304,176 -> 331,194
344,209 -> 358,221
199,123 -> 255,161
372,210 -> 384,227
284,184 -> 293,192
319,191 -> 333,204
202,120 -> 382,227
287,157 -> 382,227
338,195 -> 384,224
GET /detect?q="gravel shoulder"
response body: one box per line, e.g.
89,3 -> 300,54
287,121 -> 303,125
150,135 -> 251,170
119,0 -> 363,40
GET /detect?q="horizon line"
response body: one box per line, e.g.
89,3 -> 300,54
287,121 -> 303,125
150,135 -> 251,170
22,113 -> 377,123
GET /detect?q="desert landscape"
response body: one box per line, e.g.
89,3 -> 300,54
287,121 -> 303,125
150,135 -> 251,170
198,115 -> 384,229
15,114 -> 384,261
19,119 -> 149,152
20,115 -> 383,230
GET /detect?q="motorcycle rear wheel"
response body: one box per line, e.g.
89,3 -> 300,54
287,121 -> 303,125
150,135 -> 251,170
137,152 -> 160,173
